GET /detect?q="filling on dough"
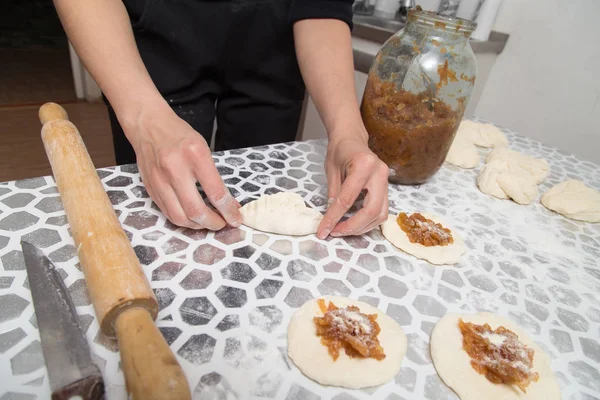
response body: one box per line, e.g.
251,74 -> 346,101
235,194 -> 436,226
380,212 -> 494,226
314,299 -> 385,361
459,319 -> 539,392
397,212 -> 454,246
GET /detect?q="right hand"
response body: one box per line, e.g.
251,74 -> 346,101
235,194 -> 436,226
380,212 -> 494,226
126,102 -> 241,230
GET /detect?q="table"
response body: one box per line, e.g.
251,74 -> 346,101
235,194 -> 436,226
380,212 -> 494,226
1,129 -> 599,399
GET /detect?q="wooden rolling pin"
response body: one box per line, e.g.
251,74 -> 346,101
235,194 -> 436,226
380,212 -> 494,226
39,102 -> 191,400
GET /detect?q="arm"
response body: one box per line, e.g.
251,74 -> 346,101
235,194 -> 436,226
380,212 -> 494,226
294,19 -> 389,239
53,0 -> 159,129
53,0 -> 240,230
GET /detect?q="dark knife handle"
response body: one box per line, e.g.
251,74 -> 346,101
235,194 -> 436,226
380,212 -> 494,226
52,376 -> 105,400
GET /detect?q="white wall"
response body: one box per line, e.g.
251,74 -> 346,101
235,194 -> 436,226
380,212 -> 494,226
475,0 -> 600,164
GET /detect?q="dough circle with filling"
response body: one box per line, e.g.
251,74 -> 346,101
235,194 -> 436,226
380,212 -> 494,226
381,213 -> 466,265
288,296 -> 407,389
431,312 -> 560,400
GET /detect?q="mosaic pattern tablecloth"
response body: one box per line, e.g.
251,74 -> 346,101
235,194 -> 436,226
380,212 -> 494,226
0,134 -> 599,400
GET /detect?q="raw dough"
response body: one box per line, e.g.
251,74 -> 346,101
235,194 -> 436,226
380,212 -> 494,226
486,147 -> 549,184
381,213 -> 466,265
288,296 -> 407,389
456,120 -> 509,148
445,137 -> 479,169
478,149 -> 549,204
431,312 -> 560,400
240,192 -> 323,235
477,160 -> 511,200
497,172 -> 539,205
541,180 -> 600,223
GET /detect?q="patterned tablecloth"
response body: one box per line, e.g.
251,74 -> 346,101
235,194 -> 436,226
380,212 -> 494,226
0,133 -> 599,400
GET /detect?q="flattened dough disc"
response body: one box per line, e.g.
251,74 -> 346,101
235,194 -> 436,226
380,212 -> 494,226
431,312 -> 560,400
541,180 -> 600,223
288,296 -> 407,389
381,213 -> 466,265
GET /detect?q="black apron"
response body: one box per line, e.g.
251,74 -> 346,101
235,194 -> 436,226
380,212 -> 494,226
109,0 -> 306,164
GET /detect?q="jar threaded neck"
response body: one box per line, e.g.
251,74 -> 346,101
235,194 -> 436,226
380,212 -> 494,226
407,10 -> 476,35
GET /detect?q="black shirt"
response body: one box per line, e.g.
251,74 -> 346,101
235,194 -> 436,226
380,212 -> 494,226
290,0 -> 354,29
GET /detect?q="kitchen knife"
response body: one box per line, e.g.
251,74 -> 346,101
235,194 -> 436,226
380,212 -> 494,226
21,240 -> 105,400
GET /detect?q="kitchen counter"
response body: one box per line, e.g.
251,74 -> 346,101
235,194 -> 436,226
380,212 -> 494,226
0,124 -> 599,399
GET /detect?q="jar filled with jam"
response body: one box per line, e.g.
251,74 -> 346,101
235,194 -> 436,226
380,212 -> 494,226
361,9 -> 477,184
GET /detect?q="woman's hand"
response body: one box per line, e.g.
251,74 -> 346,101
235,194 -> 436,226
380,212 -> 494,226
293,19 -> 389,239
318,134 -> 389,239
128,103 -> 241,230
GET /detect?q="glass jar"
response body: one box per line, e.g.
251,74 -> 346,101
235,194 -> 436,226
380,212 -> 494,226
361,10 -> 477,184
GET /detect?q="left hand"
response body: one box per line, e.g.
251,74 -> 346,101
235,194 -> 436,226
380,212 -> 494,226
317,134 -> 390,239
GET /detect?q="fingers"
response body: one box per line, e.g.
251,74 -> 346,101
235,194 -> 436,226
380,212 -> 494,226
159,184 -> 207,230
323,158 -> 389,238
132,112 -> 240,231
149,135 -> 239,230
144,179 -> 170,221
331,183 -> 388,236
164,168 -> 227,231
318,168 -> 369,240
317,168 -> 341,237
336,161 -> 389,235
193,157 -> 242,227
149,170 -> 211,230
141,172 -> 173,223
326,168 -> 342,203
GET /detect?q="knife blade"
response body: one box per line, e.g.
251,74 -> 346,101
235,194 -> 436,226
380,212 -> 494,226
21,241 -> 105,400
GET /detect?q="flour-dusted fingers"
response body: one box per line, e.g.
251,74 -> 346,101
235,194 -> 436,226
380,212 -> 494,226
193,157 -> 242,228
320,135 -> 390,239
141,176 -> 170,221
320,170 -> 369,239
329,161 -> 389,237
164,169 -> 226,231
154,177 -> 206,230
317,168 -> 342,239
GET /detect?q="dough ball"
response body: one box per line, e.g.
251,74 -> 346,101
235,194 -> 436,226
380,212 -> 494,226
445,137 -> 479,169
456,120 -> 483,143
477,161 -> 511,200
497,172 -> 539,205
240,192 -> 323,235
541,180 -> 600,223
431,312 -> 560,400
486,147 -> 549,184
381,213 -> 466,265
288,296 -> 407,389
478,149 -> 549,204
456,120 -> 509,148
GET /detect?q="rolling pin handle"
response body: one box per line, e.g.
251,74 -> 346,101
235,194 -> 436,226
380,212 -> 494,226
115,307 -> 191,400
39,102 -> 69,124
